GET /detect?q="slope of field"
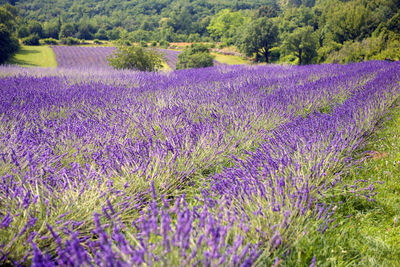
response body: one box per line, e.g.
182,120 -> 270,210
7,46 -> 57,68
1,62 -> 400,265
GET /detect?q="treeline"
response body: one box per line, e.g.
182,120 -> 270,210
232,0 -> 400,64
7,0 -> 275,42
1,0 -> 400,64
0,3 -> 19,63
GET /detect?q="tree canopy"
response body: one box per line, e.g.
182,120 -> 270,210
107,45 -> 164,71
176,44 -> 214,69
0,4 -> 19,64
237,17 -> 279,63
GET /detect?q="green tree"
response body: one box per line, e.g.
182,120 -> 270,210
207,9 -> 249,44
43,20 -> 61,39
28,21 -> 43,38
282,25 -> 318,65
107,45 -> 164,71
0,5 -> 19,64
237,17 -> 278,63
176,44 -> 214,69
76,21 -> 96,40
59,23 -> 76,38
17,25 -> 29,38
95,28 -> 108,40
255,5 -> 280,18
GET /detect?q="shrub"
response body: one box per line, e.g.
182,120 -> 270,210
22,34 -> 40,45
0,24 -> 19,63
42,38 -> 58,45
150,41 -> 157,47
60,37 -> 81,45
140,40 -> 148,47
107,45 -> 164,71
159,40 -> 169,48
93,39 -> 102,45
176,44 -> 215,69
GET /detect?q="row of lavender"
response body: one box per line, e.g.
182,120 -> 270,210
1,62 -> 399,265
51,46 -> 220,69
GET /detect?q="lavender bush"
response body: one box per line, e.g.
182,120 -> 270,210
0,62 -> 399,266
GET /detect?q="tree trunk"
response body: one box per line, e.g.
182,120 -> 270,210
298,48 -> 302,65
255,53 -> 261,62
264,49 -> 269,64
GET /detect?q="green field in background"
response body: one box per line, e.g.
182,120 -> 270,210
8,46 -> 57,68
212,53 -> 249,65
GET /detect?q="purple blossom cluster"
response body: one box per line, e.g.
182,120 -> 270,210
0,62 -> 399,266
51,46 -> 116,69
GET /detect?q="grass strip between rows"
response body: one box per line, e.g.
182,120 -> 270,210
285,98 -> 400,266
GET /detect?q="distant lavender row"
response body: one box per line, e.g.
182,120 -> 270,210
50,46 -> 221,69
51,46 -> 115,69
1,62 -> 399,265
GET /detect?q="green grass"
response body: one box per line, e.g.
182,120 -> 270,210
161,60 -> 172,71
211,52 -> 249,65
8,46 -> 57,68
284,100 -> 400,266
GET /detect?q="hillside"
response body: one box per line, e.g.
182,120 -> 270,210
8,0 -> 275,33
1,0 -> 399,65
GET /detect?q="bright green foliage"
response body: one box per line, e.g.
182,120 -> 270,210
27,20 -> 43,38
60,37 -> 81,45
13,0 -> 272,42
326,29 -> 400,63
107,45 -> 164,71
176,44 -> 214,69
59,23 -> 76,39
6,0 -> 400,64
255,4 -> 280,18
282,26 -> 318,65
0,4 -> 19,64
42,37 -> 58,45
43,19 -> 61,39
17,25 -> 29,38
237,17 -> 278,63
207,9 -> 250,45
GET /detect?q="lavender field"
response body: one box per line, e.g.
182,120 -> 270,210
51,46 -> 221,69
1,62 -> 400,266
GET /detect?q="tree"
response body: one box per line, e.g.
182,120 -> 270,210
107,45 -> 164,71
59,23 -> 76,38
17,25 -> 29,38
207,9 -> 249,44
0,5 -> 19,64
176,44 -> 214,69
43,20 -> 61,39
237,17 -> 278,63
282,26 -> 318,65
255,5 -> 280,18
28,21 -> 43,38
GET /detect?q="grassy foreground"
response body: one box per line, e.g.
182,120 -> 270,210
286,99 -> 400,266
8,46 -> 57,68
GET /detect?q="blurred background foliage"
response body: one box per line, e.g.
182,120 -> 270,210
1,0 -> 400,64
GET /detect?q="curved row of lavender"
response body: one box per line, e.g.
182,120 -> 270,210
1,62 -> 400,266
50,46 -> 221,69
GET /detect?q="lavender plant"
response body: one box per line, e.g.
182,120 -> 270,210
0,61 -> 399,266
